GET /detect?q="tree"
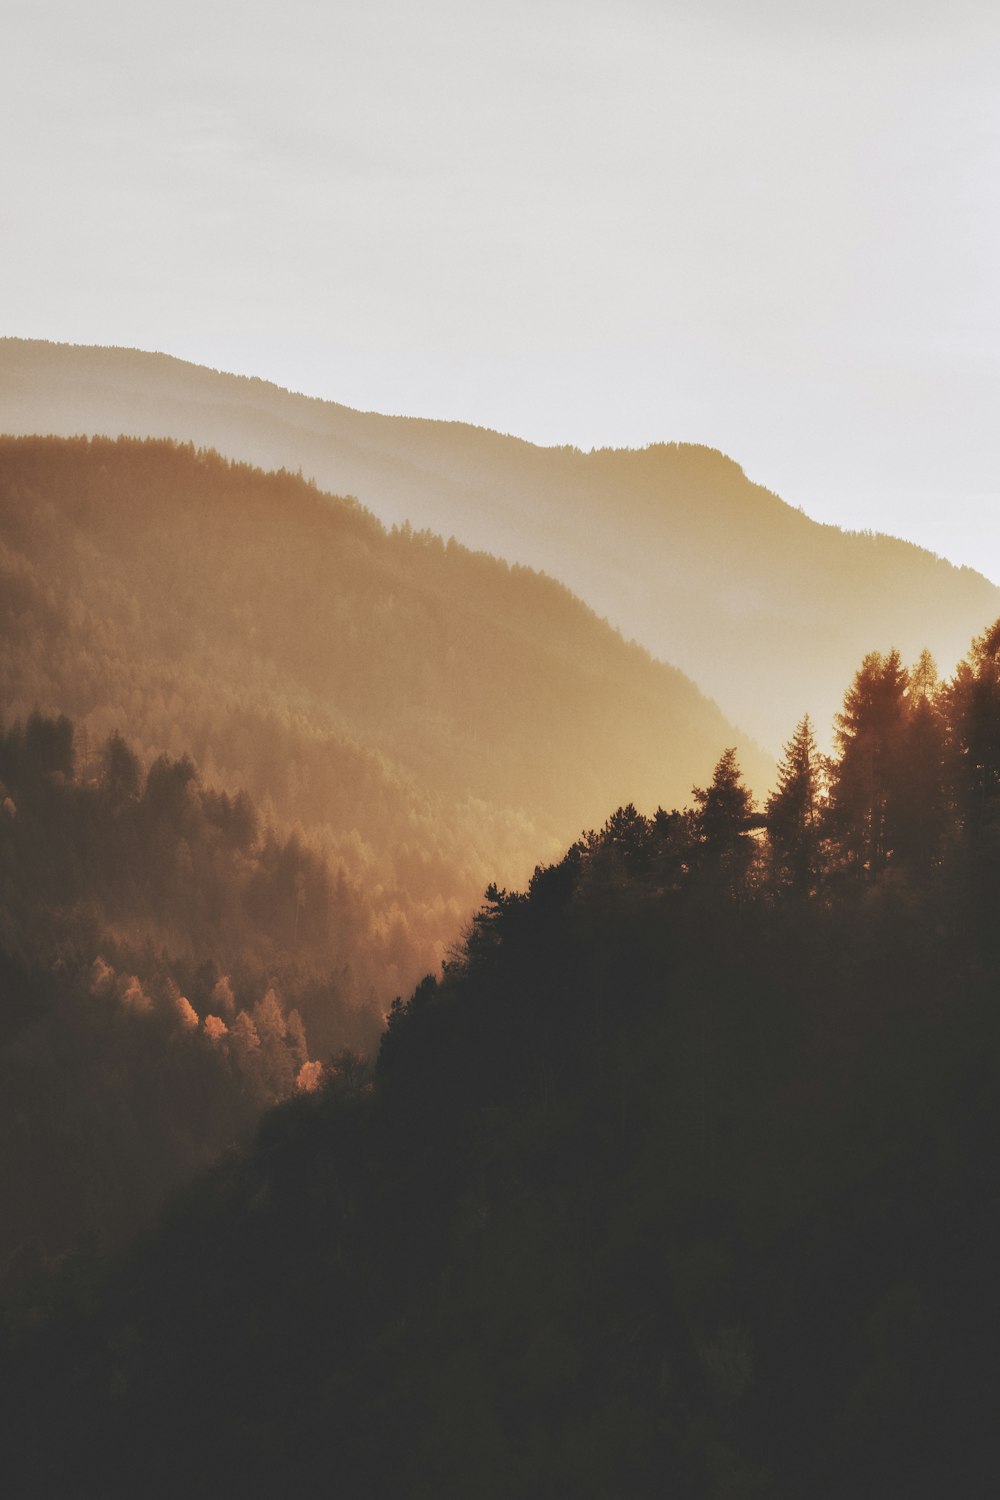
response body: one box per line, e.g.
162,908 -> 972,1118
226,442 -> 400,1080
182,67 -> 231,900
893,658 -> 946,869
692,748 -> 756,892
941,621 -> 1000,923
766,714 -> 821,894
103,731 -> 141,807
945,619 -> 1000,829
142,753 -> 199,824
829,650 -> 909,874
650,806 -> 694,888
24,711 -> 74,781
595,803 -> 653,879
909,647 -> 938,704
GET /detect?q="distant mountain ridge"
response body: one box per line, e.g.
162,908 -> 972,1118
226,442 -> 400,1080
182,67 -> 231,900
3,337 -> 995,750
0,434 -> 770,1027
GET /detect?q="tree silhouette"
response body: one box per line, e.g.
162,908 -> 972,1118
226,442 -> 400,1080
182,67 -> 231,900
103,730 -> 141,806
594,803 -> 653,879
894,665 -> 947,869
766,713 -> 822,894
692,748 -> 756,891
947,619 -> 1000,827
829,649 -> 909,874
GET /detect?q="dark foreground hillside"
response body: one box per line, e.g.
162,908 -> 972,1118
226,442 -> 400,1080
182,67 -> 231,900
6,623 -> 1000,1498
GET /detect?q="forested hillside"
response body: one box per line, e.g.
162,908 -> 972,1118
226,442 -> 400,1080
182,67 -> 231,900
3,337 -> 996,750
0,713 -> 367,1279
0,434 -> 769,1019
6,618 -> 1000,1498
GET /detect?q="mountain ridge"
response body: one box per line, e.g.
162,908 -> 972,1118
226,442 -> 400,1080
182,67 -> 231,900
0,433 -> 771,1026
3,337 -> 996,750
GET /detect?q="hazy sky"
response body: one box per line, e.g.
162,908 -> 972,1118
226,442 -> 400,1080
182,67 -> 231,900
3,0 -> 998,578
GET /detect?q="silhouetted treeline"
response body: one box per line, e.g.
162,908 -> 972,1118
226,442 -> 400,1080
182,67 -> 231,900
6,619 -> 1000,1497
0,713 -> 376,1281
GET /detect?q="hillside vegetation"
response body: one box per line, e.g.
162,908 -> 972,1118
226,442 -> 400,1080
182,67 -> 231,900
6,614 -> 1000,1498
0,434 -> 768,1018
0,715 -> 362,1276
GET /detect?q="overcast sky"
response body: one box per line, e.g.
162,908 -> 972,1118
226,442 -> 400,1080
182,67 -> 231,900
3,0 -> 998,578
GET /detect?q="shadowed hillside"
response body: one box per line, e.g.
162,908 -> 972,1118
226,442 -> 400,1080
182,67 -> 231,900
8,609 -> 1000,1498
0,435 -> 769,1027
0,715 -> 367,1276
3,337 -> 996,750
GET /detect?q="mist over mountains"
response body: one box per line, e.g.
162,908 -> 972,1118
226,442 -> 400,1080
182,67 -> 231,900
3,337 -> 995,752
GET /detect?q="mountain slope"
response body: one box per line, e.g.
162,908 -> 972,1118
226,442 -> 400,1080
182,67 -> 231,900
0,719 -> 364,1273
3,337 -> 995,750
8,745 -> 1000,1499
0,435 -> 770,1025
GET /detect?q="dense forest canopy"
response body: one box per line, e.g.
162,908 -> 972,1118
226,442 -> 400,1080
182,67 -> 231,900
3,337 -> 996,751
5,610 -> 1000,1496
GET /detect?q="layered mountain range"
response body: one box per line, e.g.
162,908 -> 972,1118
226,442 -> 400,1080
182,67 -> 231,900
3,336 -> 995,750
0,434 -> 769,1019
5,345 -> 1000,1493
0,431 -> 773,1266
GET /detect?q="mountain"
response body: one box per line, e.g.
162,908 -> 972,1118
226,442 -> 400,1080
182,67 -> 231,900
3,337 -> 996,751
0,434 -> 771,1028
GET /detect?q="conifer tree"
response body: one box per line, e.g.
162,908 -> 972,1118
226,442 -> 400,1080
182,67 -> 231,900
946,619 -> 1000,827
766,714 -> 821,893
829,649 -> 909,873
692,748 -> 755,891
940,620 -> 1000,927
893,653 -> 947,868
598,803 -> 652,877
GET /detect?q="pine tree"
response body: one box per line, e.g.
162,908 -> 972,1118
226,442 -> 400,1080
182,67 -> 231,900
892,654 -> 946,868
598,803 -> 653,877
766,714 -> 821,894
692,748 -> 756,892
829,649 -> 909,873
946,619 -> 1000,827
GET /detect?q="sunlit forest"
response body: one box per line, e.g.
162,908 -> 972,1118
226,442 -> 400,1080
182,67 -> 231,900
4,338 -> 997,751
0,713 -> 370,1274
5,607 -> 1000,1496
0,433 -> 769,1020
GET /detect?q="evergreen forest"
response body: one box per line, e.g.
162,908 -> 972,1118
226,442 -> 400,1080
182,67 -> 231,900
5,609 -> 1000,1497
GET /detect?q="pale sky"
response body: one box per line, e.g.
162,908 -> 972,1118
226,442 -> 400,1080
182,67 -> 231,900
3,0 -> 998,579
